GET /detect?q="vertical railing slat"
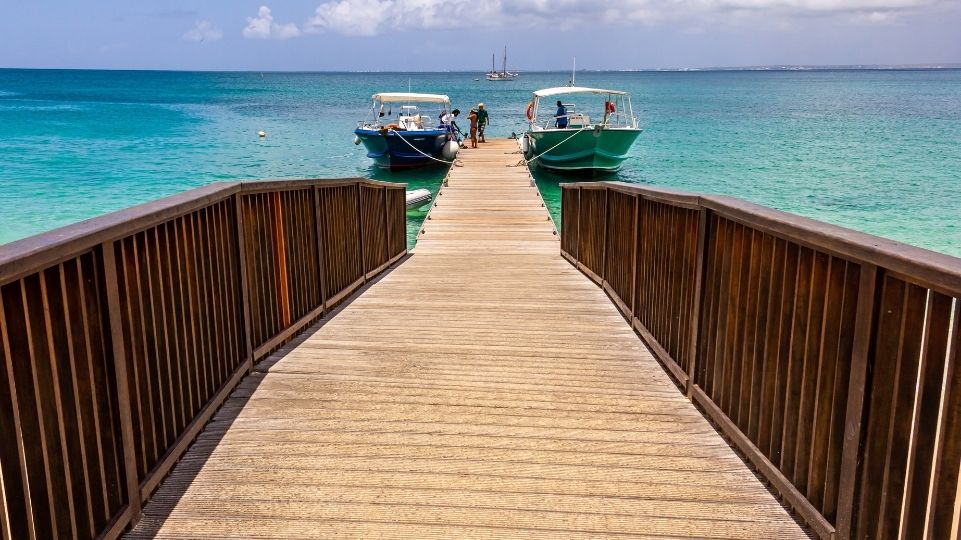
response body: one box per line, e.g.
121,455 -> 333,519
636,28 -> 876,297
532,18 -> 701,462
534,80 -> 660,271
313,187 -> 329,309
0,294 -> 34,540
834,263 -> 878,539
687,207 -> 708,397
99,240 -> 141,531
927,300 -> 961,538
902,291 -> 953,530
233,194 -> 254,373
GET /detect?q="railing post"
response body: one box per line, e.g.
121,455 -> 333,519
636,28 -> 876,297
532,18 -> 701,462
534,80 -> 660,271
100,240 -> 142,529
835,263 -> 879,539
232,193 -> 254,372
383,186 -> 391,262
313,186 -> 328,309
686,206 -> 709,398
574,187 -> 581,262
600,187 -> 609,282
630,194 -> 639,319
356,183 -> 367,281
270,192 -> 291,329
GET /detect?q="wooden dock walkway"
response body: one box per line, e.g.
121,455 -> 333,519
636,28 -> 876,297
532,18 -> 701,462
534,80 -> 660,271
128,140 -> 806,538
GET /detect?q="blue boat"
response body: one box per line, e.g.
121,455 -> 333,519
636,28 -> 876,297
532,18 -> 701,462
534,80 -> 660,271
354,92 -> 458,170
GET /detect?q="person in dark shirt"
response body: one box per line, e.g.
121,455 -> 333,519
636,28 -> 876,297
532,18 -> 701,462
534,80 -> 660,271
476,103 -> 489,143
555,100 -> 568,128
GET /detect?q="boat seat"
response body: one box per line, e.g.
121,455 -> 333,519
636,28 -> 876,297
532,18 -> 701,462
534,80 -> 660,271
567,113 -> 589,127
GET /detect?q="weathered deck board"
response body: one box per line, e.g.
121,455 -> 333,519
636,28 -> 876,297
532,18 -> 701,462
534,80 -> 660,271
128,140 -> 807,538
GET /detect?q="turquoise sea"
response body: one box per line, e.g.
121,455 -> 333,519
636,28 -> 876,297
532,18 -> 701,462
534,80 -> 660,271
1,69 -> 959,255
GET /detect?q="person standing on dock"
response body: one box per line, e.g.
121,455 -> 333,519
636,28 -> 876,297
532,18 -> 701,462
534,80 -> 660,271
476,103 -> 489,143
467,109 -> 479,148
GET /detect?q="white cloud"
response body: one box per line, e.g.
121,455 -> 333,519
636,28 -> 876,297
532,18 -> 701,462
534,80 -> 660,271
304,0 -> 498,36
183,20 -> 223,42
243,6 -> 301,39
280,0 -> 940,38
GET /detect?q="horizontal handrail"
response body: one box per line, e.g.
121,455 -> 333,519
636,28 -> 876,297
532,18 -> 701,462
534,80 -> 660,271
561,181 -> 961,296
0,177 -> 407,539
0,178 -> 400,287
560,181 -> 961,539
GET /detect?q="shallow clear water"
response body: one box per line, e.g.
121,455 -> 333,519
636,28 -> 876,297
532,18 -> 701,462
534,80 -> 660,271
1,69 -> 959,256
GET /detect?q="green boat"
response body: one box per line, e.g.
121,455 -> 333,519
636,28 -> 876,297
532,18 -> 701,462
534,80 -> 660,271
521,87 -> 641,173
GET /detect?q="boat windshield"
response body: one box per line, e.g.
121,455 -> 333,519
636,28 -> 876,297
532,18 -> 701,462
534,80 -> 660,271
530,91 -> 637,131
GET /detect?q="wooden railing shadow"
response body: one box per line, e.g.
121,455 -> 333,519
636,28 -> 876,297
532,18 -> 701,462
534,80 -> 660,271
560,181 -> 961,539
0,179 -> 407,539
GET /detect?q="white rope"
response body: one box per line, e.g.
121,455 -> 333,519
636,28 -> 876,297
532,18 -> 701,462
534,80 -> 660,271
511,125 -> 590,167
388,129 -> 464,167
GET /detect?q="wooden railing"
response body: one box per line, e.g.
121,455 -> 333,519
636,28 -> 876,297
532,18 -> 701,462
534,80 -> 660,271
0,178 -> 407,539
561,181 -> 961,539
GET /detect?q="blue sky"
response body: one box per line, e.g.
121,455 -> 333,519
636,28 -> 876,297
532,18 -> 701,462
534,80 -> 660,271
2,1 -> 959,71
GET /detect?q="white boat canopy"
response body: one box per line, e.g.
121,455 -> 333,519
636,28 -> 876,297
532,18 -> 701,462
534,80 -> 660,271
372,92 -> 451,104
532,86 -> 629,97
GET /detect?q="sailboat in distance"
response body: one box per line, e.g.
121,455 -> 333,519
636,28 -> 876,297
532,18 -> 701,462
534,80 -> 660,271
486,47 -> 518,81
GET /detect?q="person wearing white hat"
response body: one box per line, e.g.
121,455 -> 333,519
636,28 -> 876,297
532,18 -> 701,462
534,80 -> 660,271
476,103 -> 489,143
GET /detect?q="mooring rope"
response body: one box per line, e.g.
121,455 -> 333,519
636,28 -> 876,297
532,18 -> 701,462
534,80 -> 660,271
388,129 -> 464,167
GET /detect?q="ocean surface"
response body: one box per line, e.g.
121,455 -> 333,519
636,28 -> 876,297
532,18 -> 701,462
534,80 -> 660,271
1,68 -> 959,255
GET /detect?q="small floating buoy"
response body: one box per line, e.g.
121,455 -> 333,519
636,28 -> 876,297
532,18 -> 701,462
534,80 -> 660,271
258,130 -> 267,138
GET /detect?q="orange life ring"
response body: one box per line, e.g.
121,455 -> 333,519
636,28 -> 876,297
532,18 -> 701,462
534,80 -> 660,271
525,102 -> 534,121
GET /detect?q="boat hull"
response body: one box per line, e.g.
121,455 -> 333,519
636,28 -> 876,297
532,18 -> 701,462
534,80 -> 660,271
355,128 -> 449,170
526,128 -> 641,172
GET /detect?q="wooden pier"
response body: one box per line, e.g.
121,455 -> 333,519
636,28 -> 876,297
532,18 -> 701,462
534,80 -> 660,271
2,140 -> 960,539
126,140 -> 805,538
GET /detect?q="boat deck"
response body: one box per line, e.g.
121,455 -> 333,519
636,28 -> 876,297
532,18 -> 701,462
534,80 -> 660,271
127,139 -> 807,538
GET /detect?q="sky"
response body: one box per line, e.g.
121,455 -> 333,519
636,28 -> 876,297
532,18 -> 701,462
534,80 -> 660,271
1,1 -> 959,71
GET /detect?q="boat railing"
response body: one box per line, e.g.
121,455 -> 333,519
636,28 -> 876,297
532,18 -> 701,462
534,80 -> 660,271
0,178 -> 408,538
600,112 -> 638,128
535,113 -> 635,130
560,181 -> 961,539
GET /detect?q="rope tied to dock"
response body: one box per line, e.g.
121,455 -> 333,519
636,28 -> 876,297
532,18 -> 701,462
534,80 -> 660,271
511,125 -> 591,167
387,129 -> 465,167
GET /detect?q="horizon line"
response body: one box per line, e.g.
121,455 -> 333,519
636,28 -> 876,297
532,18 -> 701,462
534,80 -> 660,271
1,63 -> 960,74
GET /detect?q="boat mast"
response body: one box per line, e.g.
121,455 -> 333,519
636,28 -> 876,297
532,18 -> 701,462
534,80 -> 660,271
491,53 -> 495,74
570,57 -> 576,86
502,46 -> 507,75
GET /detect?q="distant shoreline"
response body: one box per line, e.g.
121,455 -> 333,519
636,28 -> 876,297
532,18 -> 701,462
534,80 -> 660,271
1,64 -> 960,74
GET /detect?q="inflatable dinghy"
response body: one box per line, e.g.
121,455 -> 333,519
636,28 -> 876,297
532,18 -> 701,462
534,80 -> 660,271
405,188 -> 432,210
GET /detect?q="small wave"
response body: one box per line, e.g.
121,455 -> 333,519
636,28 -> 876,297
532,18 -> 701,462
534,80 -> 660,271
1,103 -> 84,112
0,90 -> 22,98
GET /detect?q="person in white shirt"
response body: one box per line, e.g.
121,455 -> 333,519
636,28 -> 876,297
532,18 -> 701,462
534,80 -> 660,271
441,109 -> 462,141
